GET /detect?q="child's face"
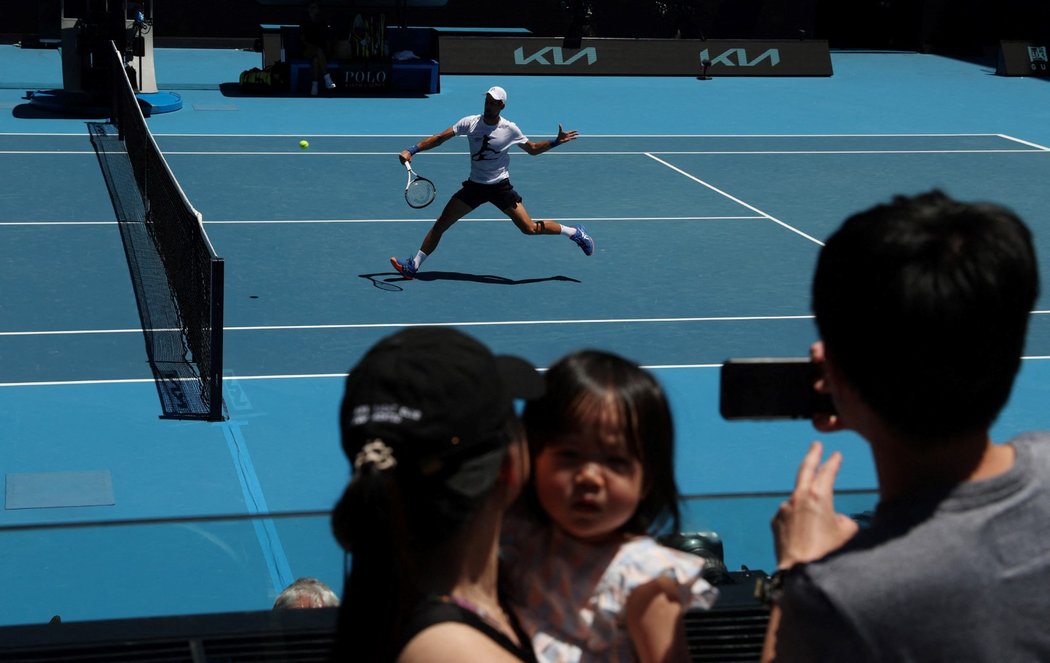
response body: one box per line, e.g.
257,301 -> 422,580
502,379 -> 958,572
533,401 -> 644,543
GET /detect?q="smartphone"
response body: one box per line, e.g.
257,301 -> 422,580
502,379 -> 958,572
719,358 -> 836,420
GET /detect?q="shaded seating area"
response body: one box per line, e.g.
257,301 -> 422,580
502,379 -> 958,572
0,608 -> 339,663
254,0 -> 443,95
0,593 -> 771,663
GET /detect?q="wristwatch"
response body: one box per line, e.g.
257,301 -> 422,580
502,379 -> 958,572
754,568 -> 789,607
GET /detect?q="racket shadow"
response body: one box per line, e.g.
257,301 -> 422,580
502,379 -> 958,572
359,272 -> 581,288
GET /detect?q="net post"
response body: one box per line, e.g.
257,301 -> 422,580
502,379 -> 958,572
109,42 -> 123,139
208,256 -> 225,422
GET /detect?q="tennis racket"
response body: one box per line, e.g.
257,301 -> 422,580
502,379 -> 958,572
403,162 -> 436,209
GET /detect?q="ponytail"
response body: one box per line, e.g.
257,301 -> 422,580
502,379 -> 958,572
331,466 -> 413,662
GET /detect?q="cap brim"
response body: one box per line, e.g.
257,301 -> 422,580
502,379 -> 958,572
495,355 -> 544,400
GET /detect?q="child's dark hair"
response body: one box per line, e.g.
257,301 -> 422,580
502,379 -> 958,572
522,350 -> 681,536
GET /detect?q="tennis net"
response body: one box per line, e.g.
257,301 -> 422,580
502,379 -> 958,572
90,40 -> 224,421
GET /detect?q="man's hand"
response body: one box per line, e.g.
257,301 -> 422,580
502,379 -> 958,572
555,123 -> 579,144
772,441 -> 859,570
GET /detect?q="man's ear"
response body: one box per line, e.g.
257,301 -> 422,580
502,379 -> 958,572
812,340 -> 838,391
821,343 -> 846,394
812,340 -> 844,432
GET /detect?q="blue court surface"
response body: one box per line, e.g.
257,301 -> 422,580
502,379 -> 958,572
1,45 -> 1049,627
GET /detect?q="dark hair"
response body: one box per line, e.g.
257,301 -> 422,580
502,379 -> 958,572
522,350 -> 681,536
812,190 -> 1038,440
330,419 -> 518,663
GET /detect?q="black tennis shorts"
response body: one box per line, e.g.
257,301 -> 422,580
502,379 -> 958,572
452,178 -> 523,212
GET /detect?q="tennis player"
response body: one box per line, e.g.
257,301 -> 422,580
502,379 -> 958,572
391,85 -> 592,279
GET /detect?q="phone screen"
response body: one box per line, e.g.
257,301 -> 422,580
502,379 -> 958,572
719,358 -> 835,420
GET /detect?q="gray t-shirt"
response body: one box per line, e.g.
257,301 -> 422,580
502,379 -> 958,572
772,432 -> 1050,663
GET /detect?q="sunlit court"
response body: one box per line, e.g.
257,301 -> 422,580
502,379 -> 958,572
2,0 -> 1049,659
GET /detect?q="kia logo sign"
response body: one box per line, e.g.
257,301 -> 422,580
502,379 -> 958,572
439,37 -> 832,77
514,47 -> 598,66
700,48 -> 781,67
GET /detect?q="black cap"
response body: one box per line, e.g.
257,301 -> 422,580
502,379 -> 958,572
340,327 -> 544,497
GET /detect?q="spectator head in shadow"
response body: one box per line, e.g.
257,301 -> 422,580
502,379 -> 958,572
331,327 -> 544,662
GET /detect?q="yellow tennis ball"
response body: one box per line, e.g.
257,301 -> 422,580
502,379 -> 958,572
299,140 -> 309,150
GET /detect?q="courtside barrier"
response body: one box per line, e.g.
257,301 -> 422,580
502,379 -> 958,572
996,40 -> 1050,77
438,37 -> 833,77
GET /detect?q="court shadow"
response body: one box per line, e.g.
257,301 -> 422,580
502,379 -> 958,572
359,271 -> 581,290
11,101 -> 109,120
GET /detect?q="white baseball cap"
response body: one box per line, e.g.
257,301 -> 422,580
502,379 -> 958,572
486,86 -> 507,103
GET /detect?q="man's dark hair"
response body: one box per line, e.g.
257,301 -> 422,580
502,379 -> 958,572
812,190 -> 1039,441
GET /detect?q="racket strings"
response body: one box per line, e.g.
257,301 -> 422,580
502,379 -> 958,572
406,178 -> 436,208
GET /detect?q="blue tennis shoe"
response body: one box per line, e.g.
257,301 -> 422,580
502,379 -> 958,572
390,256 -> 417,279
571,225 -> 594,256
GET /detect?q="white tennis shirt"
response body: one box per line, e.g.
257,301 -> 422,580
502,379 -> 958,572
452,114 -> 528,184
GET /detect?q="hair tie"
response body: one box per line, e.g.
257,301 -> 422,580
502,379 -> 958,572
354,439 -> 397,471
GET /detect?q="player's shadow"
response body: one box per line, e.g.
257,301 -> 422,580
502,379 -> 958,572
359,271 -> 581,291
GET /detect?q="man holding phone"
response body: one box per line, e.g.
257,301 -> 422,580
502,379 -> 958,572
760,191 -> 1050,662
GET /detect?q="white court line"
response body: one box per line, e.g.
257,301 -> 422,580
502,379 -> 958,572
998,134 -> 1050,151
7,132 -> 1045,156
225,315 -> 817,332
0,327 -> 173,336
221,364 -> 733,378
6,357 -> 1050,389
645,152 -> 825,246
2,131 -> 1037,141
0,220 -> 117,226
7,310 -> 1049,337
644,149 -> 1039,155
564,133 -> 1044,139
0,151 -> 97,155
0,378 -> 160,387
8,147 -> 1038,156
205,215 -> 765,224
135,132 -> 1018,138
0,216 -> 766,227
0,314 -> 818,337
0,132 -> 96,136
635,149 -> 1045,155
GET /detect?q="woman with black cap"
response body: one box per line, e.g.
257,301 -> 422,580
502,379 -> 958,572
330,326 -> 544,662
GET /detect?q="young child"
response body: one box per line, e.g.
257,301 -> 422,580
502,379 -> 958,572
503,350 -> 718,662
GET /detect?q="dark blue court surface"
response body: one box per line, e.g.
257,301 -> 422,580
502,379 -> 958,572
1,44 -> 1049,627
